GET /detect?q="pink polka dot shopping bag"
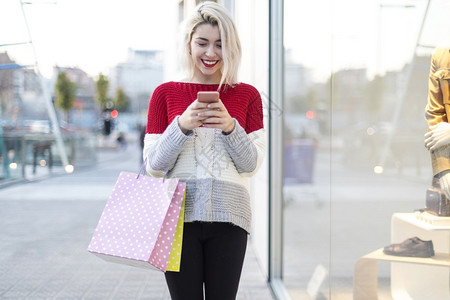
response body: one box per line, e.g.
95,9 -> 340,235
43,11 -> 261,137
87,171 -> 186,272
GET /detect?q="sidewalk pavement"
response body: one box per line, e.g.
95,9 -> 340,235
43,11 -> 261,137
0,144 -> 274,300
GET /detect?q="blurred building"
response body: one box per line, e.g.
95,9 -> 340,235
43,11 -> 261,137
332,68 -> 369,132
0,52 -> 19,121
0,52 -> 46,122
110,48 -> 164,115
285,59 -> 313,113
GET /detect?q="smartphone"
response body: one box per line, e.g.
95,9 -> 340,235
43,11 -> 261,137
197,91 -> 219,103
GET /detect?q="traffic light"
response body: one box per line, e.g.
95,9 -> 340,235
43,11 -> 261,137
306,110 -> 315,119
102,104 -> 117,136
103,119 -> 111,135
111,110 -> 119,118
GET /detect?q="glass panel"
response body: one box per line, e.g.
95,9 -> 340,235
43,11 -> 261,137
282,0 -> 332,298
283,0 -> 450,298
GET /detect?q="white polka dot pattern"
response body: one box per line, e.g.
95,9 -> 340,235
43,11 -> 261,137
165,183 -> 186,272
87,171 -> 186,272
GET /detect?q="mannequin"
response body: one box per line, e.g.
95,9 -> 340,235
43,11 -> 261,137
424,47 -> 450,198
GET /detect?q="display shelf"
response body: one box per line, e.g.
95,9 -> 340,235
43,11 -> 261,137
414,211 -> 450,227
362,248 -> 450,266
353,213 -> 450,300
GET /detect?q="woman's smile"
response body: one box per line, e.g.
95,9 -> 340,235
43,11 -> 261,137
202,59 -> 219,68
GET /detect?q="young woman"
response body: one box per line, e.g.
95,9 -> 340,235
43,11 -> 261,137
143,2 -> 265,299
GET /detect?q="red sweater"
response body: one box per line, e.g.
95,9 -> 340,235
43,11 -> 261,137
143,81 -> 266,232
146,81 -> 264,134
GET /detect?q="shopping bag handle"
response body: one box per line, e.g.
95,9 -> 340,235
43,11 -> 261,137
137,158 -> 170,182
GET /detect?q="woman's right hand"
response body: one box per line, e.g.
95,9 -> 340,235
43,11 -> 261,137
178,100 -> 211,134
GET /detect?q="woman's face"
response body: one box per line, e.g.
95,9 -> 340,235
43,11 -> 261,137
189,23 -> 223,84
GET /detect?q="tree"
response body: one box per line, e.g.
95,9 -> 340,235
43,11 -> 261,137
55,71 -> 76,123
95,73 -> 110,110
113,87 -> 129,112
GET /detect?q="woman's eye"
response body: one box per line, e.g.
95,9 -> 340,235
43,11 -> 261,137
197,43 -> 207,47
216,44 -> 222,49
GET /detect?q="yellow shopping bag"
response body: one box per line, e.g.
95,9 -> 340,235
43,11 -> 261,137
166,189 -> 186,272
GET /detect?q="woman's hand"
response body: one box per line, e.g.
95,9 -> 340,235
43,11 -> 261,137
178,100 -> 211,134
197,100 -> 235,134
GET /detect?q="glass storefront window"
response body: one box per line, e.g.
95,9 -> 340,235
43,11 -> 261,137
282,0 -> 450,298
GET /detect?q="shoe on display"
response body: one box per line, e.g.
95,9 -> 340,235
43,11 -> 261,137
383,236 -> 435,258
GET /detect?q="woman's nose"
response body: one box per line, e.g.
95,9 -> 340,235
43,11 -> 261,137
205,45 -> 216,57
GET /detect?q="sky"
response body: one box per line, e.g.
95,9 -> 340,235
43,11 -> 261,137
2,0 -> 450,81
283,0 -> 449,80
1,0 -> 174,78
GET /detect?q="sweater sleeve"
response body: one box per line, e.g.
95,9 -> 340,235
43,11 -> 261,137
221,122 -> 265,177
146,84 -> 168,134
143,117 -> 191,177
221,87 -> 265,177
425,48 -> 447,128
143,84 -> 192,177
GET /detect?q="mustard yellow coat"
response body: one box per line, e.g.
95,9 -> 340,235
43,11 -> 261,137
425,47 -> 450,176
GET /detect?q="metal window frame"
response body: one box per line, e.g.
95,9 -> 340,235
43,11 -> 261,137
268,0 -> 290,299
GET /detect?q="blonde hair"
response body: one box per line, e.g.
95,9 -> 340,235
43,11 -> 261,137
181,1 -> 241,89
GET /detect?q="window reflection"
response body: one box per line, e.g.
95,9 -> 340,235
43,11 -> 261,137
283,0 -> 450,298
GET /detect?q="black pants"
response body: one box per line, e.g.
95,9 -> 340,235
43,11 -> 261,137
165,222 -> 248,300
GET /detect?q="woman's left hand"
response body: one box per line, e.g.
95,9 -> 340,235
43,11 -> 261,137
198,100 -> 235,134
